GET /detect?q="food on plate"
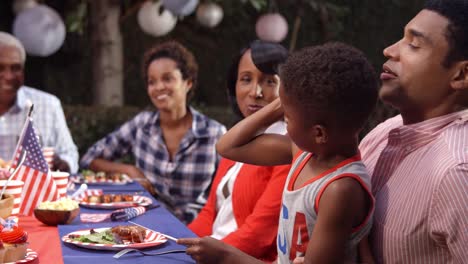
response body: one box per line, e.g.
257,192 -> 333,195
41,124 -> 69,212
37,198 -> 79,210
111,225 -> 146,243
81,170 -> 127,182
70,225 -> 147,244
83,194 -> 134,203
0,222 -> 29,262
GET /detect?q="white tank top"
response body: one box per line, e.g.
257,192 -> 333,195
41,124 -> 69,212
276,152 -> 374,264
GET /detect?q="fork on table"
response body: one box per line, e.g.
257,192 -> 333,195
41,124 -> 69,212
113,248 -> 186,259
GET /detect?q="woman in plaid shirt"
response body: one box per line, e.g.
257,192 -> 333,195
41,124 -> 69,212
80,41 -> 226,223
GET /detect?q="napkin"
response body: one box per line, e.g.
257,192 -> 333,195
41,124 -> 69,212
80,206 -> 147,223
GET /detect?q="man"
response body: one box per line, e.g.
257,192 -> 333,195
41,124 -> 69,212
359,0 -> 468,262
0,32 -> 78,173
177,1 -> 467,263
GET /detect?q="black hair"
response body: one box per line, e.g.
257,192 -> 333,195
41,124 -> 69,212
280,42 -> 378,133
226,40 -> 288,118
424,0 -> 468,67
142,41 -> 198,99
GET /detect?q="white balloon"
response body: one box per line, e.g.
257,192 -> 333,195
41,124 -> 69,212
196,2 -> 223,28
138,1 -> 177,37
13,4 -> 66,57
12,0 -> 37,14
161,0 -> 198,17
255,13 -> 289,43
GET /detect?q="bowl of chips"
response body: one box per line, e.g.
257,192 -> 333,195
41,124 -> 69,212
34,198 -> 80,226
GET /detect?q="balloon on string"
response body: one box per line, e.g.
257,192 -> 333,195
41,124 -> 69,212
255,13 -> 289,43
196,2 -> 223,28
12,0 -> 37,14
13,4 -> 66,57
161,0 -> 199,17
138,0 -> 177,37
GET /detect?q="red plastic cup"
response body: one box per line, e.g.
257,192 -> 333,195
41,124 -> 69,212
0,180 -> 24,216
42,147 -> 55,169
51,171 -> 69,198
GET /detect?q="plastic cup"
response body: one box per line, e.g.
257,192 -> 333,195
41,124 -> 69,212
42,147 -> 55,169
0,180 -> 24,216
51,171 -> 69,198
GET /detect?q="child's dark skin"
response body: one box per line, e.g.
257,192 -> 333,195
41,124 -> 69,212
178,96 -> 374,264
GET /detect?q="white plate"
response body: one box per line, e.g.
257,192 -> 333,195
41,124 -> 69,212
3,248 -> 38,264
79,195 -> 152,209
73,174 -> 134,186
62,227 -> 167,250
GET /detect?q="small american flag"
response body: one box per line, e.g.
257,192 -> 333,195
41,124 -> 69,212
10,117 -> 59,216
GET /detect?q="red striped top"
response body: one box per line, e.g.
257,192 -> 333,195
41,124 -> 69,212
359,109 -> 468,264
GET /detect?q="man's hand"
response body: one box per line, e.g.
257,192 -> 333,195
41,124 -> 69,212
52,155 -> 70,172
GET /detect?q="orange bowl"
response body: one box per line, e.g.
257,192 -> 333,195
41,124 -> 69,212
33,207 -> 80,226
0,193 -> 14,218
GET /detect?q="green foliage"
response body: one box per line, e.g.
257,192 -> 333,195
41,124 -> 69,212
64,105 -> 140,155
65,1 -> 87,34
63,104 -> 235,155
63,103 -> 396,155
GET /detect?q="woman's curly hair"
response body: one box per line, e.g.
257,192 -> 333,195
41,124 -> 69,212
142,41 -> 198,100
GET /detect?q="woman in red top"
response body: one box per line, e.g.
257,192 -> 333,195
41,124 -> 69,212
188,40 -> 290,261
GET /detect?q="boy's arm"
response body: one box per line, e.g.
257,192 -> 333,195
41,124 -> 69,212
304,178 -> 369,264
217,98 -> 293,166
178,237 -> 265,264
358,236 -> 375,264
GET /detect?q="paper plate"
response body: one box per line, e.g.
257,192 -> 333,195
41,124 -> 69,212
73,174 -> 133,186
79,195 -> 152,209
62,227 -> 167,251
4,248 -> 38,264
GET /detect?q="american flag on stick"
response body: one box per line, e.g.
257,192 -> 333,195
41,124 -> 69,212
10,110 -> 59,216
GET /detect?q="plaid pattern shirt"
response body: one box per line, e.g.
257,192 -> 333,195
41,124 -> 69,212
0,86 -> 79,173
80,107 -> 226,223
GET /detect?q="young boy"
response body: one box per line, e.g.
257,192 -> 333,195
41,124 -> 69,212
178,42 -> 378,264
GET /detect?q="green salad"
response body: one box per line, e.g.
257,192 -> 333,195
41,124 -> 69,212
71,229 -> 118,244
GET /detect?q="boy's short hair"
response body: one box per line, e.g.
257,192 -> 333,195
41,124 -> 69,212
279,42 -> 378,132
142,41 -> 198,99
424,0 -> 468,67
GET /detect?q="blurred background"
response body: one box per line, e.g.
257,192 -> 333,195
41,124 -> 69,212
0,0 -> 424,154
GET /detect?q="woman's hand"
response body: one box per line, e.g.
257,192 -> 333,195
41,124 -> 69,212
122,165 -> 156,196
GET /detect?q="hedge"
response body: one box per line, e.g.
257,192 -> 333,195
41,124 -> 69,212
64,103 -> 397,157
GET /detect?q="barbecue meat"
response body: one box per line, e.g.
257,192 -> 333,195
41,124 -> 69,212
111,226 -> 146,243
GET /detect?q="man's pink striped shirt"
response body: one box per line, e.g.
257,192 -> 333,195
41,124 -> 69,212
359,109 -> 468,264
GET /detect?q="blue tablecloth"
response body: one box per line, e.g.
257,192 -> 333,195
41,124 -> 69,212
58,182 -> 196,264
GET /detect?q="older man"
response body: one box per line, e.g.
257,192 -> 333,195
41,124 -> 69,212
0,32 -> 78,173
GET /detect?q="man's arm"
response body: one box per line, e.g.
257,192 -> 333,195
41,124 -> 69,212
217,98 -> 293,166
428,164 -> 468,263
